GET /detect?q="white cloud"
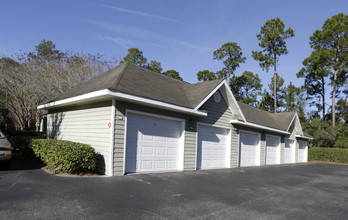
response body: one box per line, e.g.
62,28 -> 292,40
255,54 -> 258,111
100,4 -> 180,23
96,35 -> 162,49
89,21 -> 210,53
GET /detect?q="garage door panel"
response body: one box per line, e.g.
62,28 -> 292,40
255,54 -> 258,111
197,125 -> 230,170
298,141 -> 308,163
125,113 -> 183,173
266,135 -> 280,165
284,139 -> 295,163
240,131 -> 260,167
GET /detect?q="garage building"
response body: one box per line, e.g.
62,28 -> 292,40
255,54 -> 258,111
39,62 -> 311,176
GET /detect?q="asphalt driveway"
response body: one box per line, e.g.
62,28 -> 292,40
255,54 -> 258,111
0,156 -> 347,220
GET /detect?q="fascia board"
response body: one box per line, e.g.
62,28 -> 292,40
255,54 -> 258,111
295,135 -> 313,140
38,89 -> 207,116
37,89 -> 109,109
287,113 -> 297,132
231,120 -> 290,135
223,80 -> 246,122
107,90 -> 207,116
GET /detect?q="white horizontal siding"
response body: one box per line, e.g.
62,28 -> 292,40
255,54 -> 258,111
47,101 -> 112,174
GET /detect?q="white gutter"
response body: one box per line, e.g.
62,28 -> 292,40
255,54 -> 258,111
106,90 -> 207,116
295,135 -> 313,140
37,89 -> 207,117
231,120 -> 290,135
109,98 -> 116,176
37,89 -> 109,109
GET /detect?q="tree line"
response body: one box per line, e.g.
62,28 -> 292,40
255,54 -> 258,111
0,40 -> 117,131
0,13 -> 346,148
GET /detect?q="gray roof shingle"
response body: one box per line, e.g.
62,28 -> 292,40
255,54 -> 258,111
44,62 -> 223,109
238,101 -> 296,131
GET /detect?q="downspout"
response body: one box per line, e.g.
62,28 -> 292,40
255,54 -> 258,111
109,98 -> 116,176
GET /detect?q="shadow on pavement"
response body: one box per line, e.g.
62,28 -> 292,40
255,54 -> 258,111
0,154 -> 42,171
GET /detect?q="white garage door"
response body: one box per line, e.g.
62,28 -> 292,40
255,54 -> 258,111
284,139 -> 295,163
266,135 -> 280,165
298,141 -> 308,163
197,125 -> 230,169
239,131 -> 260,167
125,112 -> 183,173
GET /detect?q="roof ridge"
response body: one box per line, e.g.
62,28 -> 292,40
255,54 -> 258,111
127,62 -> 191,85
237,101 -> 272,114
189,78 -> 224,86
113,62 -> 129,90
237,101 -> 296,115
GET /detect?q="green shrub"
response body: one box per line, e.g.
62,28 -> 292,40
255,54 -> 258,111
308,147 -> 348,163
30,139 -> 97,174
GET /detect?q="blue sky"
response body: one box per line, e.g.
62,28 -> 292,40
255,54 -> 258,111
0,0 -> 347,102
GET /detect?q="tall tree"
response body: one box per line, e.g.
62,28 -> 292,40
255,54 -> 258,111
252,18 -> 295,113
336,99 -> 348,122
28,39 -> 66,62
120,48 -> 147,67
258,89 -> 274,112
307,13 -> 348,127
283,82 -> 304,112
213,42 -> 246,81
297,49 -> 330,119
163,70 -> 183,81
269,72 -> 286,111
197,70 -> 217,81
147,60 -> 163,73
230,71 -> 262,106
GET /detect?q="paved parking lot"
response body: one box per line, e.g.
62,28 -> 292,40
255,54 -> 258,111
0,156 -> 347,219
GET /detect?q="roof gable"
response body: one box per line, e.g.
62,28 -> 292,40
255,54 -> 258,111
238,102 -> 296,131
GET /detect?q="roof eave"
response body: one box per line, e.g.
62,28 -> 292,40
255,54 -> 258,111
107,90 -> 207,116
295,135 -> 313,140
231,120 -> 290,135
37,89 -> 110,110
38,89 -> 207,117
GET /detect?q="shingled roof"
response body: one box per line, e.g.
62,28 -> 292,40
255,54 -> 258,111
44,62 -> 223,109
237,101 -> 296,132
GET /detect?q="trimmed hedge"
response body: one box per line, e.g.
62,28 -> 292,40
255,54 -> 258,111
30,139 -> 97,174
308,147 -> 348,164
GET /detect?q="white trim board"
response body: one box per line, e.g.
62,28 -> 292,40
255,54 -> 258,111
295,135 -> 313,140
287,114 -> 297,132
231,120 -> 290,135
194,80 -> 225,111
108,98 -> 116,176
37,89 -> 110,109
38,89 -> 207,117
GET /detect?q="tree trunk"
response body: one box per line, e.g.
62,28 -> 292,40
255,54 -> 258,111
322,77 -> 325,119
332,70 -> 337,127
273,58 -> 277,113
